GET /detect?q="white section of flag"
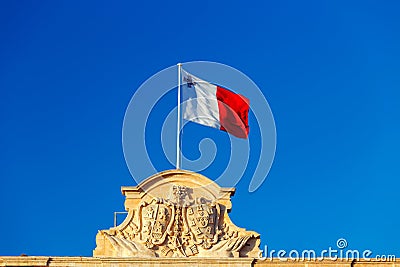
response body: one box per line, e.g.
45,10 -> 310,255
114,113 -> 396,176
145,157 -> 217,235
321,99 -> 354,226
181,69 -> 220,129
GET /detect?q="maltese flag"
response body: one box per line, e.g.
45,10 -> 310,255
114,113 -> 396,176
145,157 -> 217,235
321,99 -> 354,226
181,69 -> 250,139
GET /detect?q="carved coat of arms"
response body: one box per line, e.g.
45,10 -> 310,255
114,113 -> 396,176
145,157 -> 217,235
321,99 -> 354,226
138,199 -> 174,247
135,185 -> 222,256
94,178 -> 260,258
185,197 -> 220,249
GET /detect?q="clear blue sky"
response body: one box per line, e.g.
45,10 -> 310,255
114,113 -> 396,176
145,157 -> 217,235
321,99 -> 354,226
1,0 -> 400,258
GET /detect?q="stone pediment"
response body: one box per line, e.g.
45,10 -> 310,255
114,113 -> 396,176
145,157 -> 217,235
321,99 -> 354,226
93,170 -> 261,258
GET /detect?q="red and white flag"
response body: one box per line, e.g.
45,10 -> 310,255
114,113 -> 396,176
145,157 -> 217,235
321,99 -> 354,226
181,69 -> 250,139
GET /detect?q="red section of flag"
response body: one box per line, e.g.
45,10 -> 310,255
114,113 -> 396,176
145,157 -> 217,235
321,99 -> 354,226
216,86 -> 250,139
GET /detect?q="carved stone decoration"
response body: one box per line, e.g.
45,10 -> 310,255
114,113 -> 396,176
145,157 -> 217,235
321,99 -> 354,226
184,197 -> 220,250
138,198 -> 174,248
93,170 -> 261,258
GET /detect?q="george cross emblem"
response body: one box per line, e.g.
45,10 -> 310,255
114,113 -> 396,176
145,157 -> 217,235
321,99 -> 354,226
184,75 -> 196,88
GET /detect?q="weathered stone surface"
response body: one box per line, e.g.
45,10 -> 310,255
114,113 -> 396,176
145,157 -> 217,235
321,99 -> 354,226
93,169 -> 261,258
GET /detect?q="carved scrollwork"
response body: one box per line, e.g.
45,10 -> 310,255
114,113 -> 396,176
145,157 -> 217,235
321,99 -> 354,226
94,180 -> 261,258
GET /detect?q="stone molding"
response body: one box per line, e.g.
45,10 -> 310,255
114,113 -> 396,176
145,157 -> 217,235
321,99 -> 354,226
93,169 -> 261,258
1,256 -> 398,267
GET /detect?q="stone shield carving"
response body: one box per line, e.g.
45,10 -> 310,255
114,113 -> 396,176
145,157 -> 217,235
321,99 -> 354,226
184,197 -> 220,249
93,170 -> 261,258
138,199 -> 174,247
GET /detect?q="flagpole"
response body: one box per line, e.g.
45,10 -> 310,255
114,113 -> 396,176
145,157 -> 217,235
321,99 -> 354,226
176,63 -> 182,169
